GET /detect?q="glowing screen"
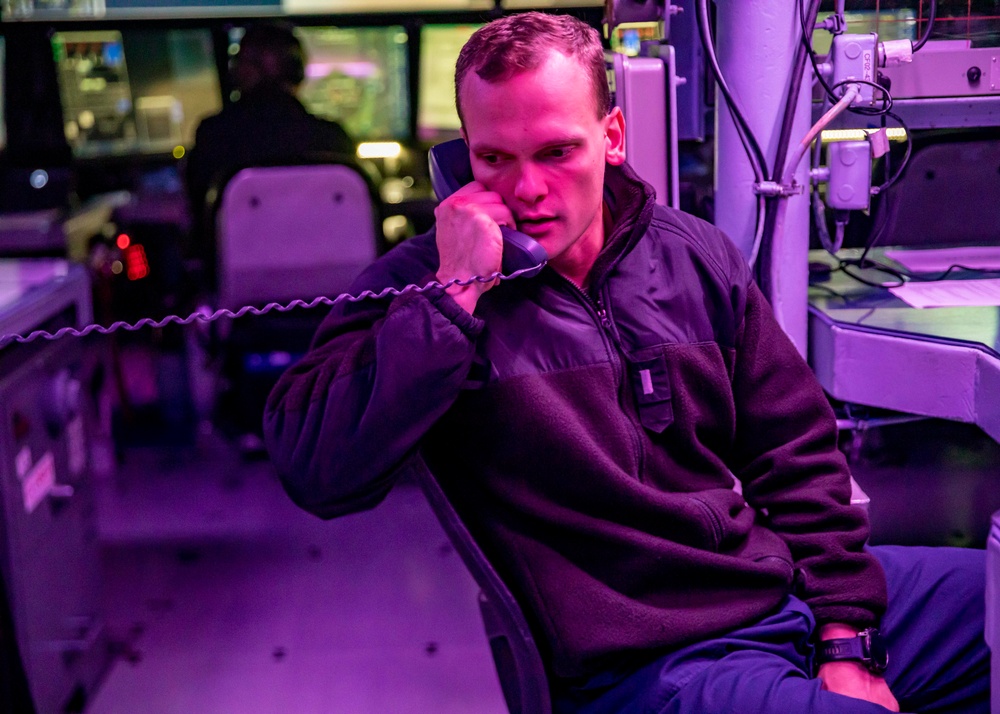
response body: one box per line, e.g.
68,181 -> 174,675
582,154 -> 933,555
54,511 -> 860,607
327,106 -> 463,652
52,28 -> 222,158
417,24 -> 481,143
295,25 -> 410,142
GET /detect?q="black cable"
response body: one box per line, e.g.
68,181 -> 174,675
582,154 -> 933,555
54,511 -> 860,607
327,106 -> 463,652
838,258 -> 906,288
829,78 -> 893,116
837,253 -> 1000,289
772,0 -> 821,187
694,0 -> 769,182
912,0 -> 938,52
694,0 -> 770,272
756,0 -> 822,291
798,0 -> 840,105
872,111 -> 913,193
907,264 -> 1000,281
857,182 -> 896,265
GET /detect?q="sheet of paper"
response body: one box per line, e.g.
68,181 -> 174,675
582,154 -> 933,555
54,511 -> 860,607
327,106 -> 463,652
890,278 -> 1000,309
884,246 -> 1000,273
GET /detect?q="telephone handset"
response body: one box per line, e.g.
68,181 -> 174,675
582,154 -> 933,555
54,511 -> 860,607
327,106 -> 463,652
428,138 -> 547,277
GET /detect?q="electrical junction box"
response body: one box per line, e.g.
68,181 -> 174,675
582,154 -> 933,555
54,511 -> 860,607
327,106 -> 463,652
827,140 -> 872,211
831,33 -> 879,107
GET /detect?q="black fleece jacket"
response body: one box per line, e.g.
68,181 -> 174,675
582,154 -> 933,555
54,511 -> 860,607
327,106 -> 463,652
264,163 -> 887,679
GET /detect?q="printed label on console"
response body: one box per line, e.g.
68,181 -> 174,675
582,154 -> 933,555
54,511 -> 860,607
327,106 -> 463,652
22,452 -> 56,514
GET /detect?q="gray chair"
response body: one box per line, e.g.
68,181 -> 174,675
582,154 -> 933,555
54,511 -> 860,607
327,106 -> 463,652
402,454 -> 552,714
214,160 -> 383,310
209,158 -> 383,443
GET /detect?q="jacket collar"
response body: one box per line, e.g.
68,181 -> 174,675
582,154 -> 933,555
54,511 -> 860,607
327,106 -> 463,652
589,162 -> 657,289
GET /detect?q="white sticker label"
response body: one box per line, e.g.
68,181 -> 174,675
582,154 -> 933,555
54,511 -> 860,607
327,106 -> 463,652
23,452 -> 56,514
67,416 -> 86,475
15,446 -> 32,481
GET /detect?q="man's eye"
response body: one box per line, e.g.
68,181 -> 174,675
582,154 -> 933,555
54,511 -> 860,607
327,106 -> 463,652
481,155 -> 500,165
547,147 -> 570,159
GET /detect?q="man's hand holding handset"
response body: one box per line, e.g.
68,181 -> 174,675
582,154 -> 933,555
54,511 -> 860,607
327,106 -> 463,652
434,180 -> 515,315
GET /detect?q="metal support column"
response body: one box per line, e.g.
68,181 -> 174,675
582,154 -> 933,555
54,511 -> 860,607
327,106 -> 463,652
713,0 -> 813,355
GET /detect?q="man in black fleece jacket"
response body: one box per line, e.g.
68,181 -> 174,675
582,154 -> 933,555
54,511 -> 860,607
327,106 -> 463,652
264,12 -> 989,713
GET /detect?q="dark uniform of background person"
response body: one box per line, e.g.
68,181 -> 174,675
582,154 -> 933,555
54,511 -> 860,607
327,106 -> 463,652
184,20 -> 356,272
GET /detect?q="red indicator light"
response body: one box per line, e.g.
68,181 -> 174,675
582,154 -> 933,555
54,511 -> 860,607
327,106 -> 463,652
124,244 -> 149,280
116,233 -> 131,250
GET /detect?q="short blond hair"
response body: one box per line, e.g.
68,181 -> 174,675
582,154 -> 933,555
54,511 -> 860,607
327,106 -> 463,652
455,12 -> 610,126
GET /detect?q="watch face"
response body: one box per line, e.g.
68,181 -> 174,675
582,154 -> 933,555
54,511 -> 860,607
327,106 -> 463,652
864,628 -> 889,673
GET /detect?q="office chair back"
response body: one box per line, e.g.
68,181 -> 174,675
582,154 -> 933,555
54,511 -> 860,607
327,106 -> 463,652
404,454 -> 552,714
215,161 -> 381,310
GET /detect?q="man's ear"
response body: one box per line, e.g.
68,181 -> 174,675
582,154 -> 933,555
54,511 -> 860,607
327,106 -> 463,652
604,107 -> 626,166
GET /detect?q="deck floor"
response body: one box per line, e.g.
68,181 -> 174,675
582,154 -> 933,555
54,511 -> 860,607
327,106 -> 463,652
87,431 -> 507,714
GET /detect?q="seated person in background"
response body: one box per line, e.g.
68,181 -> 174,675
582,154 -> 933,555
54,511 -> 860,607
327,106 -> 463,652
264,12 -> 990,713
184,20 -> 355,263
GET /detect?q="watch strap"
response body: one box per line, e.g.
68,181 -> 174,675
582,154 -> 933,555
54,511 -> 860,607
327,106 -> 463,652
815,635 -> 866,664
814,627 -> 888,674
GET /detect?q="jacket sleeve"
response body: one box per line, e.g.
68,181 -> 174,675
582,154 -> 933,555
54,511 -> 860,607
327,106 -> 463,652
263,247 -> 484,519
730,279 -> 887,628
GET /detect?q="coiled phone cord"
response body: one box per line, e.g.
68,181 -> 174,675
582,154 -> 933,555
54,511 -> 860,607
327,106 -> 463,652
0,262 -> 546,348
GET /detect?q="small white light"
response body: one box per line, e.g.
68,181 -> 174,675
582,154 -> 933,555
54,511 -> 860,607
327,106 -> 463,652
29,170 -> 49,189
357,142 -> 402,160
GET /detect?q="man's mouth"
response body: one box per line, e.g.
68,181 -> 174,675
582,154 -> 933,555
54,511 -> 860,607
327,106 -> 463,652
517,216 -> 557,232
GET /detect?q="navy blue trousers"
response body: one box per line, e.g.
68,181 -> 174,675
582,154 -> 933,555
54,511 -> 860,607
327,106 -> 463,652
553,546 -> 990,713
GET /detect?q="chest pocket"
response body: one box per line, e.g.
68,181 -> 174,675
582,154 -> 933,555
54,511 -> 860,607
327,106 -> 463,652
628,348 -> 673,433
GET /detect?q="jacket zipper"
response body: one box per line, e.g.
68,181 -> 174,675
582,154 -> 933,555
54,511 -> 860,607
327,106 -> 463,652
557,276 -> 646,481
595,288 -> 647,480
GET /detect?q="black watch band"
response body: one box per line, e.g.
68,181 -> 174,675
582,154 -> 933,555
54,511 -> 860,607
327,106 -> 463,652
815,627 -> 889,674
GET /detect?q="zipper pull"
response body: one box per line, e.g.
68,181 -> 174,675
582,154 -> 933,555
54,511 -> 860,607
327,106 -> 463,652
595,298 -> 612,330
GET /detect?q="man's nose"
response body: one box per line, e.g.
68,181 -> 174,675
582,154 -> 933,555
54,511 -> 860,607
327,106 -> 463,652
513,163 -> 547,204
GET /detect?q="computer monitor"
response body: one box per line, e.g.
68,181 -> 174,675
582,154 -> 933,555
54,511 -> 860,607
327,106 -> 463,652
5,0 -> 490,20
294,25 -> 411,143
52,28 -> 222,158
416,23 -> 481,144
4,0 -> 279,20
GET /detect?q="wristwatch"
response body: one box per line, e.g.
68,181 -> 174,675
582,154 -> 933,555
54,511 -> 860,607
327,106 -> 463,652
814,627 -> 889,674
